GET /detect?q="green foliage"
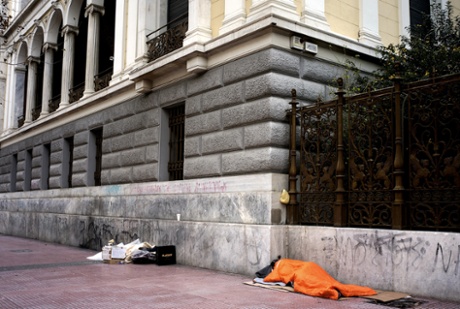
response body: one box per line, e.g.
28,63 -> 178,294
378,1 -> 460,83
343,1 -> 460,93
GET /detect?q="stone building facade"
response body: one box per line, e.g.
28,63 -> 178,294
0,0 -> 459,301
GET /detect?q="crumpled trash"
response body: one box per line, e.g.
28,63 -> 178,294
87,239 -> 155,264
124,241 -> 154,263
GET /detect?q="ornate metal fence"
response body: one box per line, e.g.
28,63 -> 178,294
288,73 -> 460,232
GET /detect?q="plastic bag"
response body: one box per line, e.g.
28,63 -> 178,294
131,249 -> 156,264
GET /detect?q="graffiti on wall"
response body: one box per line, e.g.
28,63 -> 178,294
128,180 -> 228,195
320,231 -> 459,276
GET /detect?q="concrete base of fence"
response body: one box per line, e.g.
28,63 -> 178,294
0,173 -> 458,302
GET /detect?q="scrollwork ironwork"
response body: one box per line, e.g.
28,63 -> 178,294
295,72 -> 460,231
147,19 -> 188,62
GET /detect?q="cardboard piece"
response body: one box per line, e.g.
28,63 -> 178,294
362,290 -> 411,303
245,282 -> 410,303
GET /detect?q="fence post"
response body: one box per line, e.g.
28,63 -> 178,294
334,78 -> 347,226
287,89 -> 299,224
392,64 -> 405,229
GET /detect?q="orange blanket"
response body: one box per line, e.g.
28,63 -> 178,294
263,259 -> 376,300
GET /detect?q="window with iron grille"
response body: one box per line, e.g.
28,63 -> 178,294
41,143 -> 50,190
95,131 -> 103,186
167,105 -> 185,181
24,149 -> 32,191
10,154 -> 17,192
89,128 -> 103,186
63,136 -> 74,188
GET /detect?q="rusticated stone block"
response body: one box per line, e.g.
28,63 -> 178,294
201,128 -> 244,154
202,82 -> 244,112
183,154 -> 221,178
222,147 -> 289,175
222,97 -> 287,129
244,121 -> 289,148
187,66 -> 224,96
185,110 -> 222,136
223,48 -> 300,85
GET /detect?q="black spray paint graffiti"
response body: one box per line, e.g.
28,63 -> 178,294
82,220 -> 141,250
339,231 -> 429,271
323,231 -> 429,271
322,231 -> 459,276
433,244 -> 460,276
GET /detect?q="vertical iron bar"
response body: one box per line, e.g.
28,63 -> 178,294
288,89 -> 299,224
392,63 -> 405,229
334,78 -> 347,226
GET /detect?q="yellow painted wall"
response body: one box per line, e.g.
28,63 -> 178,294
379,0 -> 400,46
325,0 -> 360,40
211,0 -> 225,37
451,1 -> 460,20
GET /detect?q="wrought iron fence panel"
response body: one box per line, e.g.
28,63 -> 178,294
405,75 -> 460,231
345,89 -> 395,228
299,101 -> 337,225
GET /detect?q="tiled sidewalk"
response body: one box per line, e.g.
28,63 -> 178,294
0,235 -> 459,309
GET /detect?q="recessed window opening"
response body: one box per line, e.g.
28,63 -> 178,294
24,148 -> 32,191
62,136 -> 74,188
167,104 -> 185,181
10,154 -> 17,192
41,143 -> 50,190
88,128 -> 103,186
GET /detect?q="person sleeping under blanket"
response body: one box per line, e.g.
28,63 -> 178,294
263,258 -> 376,300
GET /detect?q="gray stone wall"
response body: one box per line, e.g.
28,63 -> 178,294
0,47 -> 348,192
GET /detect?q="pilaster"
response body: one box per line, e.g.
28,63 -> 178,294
219,0 -> 246,35
59,25 -> 79,109
13,64 -> 26,128
40,43 -> 58,118
110,0 -> 127,84
3,49 -> 15,131
135,0 -> 161,65
183,0 -> 212,46
359,0 -> 382,47
83,4 -> 105,97
399,0 -> 410,39
24,56 -> 40,124
301,0 -> 330,32
125,0 -> 139,71
248,0 -> 299,22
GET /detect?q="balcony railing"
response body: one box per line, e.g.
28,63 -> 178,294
49,95 -> 61,113
146,13 -> 188,62
17,115 -> 24,128
94,67 -> 113,92
69,83 -> 84,104
32,106 -> 41,121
